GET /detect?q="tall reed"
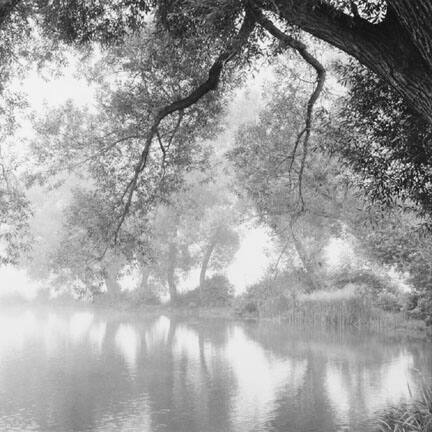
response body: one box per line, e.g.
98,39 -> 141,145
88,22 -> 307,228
269,287 -> 405,331
376,384 -> 432,432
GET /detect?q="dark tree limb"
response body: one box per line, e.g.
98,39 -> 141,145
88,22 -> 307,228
111,8 -> 257,244
387,0 -> 432,67
268,0 -> 432,124
288,127 -> 305,177
252,6 -> 326,210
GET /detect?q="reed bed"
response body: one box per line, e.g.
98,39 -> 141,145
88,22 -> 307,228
376,385 -> 432,432
260,286 -> 406,331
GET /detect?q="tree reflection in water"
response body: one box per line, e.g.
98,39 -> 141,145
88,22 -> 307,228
0,307 -> 430,432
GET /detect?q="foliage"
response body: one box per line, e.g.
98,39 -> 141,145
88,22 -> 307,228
235,273 -> 399,330
234,269 -> 314,318
1,0 -> 431,331
37,165 -> 240,301
44,187 -> 136,297
30,26 -> 224,240
126,285 -> 161,306
36,0 -> 150,45
177,274 -> 234,307
376,384 -> 432,432
333,61 -> 432,217
288,289 -> 377,329
93,284 -> 161,306
329,267 -> 406,311
0,185 -> 31,264
357,210 -> 432,324
228,58 -> 364,291
0,91 -> 32,264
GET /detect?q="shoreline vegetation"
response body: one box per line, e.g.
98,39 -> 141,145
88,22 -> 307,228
4,285 -> 431,341
376,384 -> 432,432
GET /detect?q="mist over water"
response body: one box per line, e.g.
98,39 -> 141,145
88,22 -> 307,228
0,307 -> 430,432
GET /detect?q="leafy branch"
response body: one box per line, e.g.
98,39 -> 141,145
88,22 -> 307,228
250,5 -> 326,211
110,8 -> 257,246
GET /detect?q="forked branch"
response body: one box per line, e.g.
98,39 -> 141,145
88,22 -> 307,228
111,9 -> 257,245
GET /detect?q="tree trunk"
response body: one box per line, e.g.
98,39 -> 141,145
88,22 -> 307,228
199,237 -> 218,289
103,267 -> 122,296
290,226 -> 321,293
137,256 -> 152,295
140,265 -> 151,292
271,0 -> 432,124
167,242 -> 178,304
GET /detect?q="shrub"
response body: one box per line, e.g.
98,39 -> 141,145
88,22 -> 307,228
234,269 -> 312,317
376,291 -> 403,312
236,275 -> 405,330
178,274 -> 234,307
126,287 -> 161,306
406,290 -> 432,325
331,269 -> 392,292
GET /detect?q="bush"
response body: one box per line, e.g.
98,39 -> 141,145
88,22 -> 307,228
177,275 -> 234,307
234,295 -> 260,317
376,291 -> 403,312
235,273 -> 404,329
332,269 -> 394,294
234,270 -> 311,317
126,287 -> 161,306
406,290 -> 432,325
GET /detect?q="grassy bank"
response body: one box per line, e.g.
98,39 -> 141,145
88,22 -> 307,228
234,284 -> 431,339
87,292 -> 431,339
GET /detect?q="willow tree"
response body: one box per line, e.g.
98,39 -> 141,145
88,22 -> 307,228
0,0 -> 426,123
2,0 -> 432,244
104,0 -> 432,230
0,0 -> 430,152
229,59 -> 363,292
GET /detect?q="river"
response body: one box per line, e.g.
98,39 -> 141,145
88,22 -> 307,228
0,307 -> 430,432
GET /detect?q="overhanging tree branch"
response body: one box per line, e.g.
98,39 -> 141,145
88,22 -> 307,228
111,8 -> 257,244
251,6 -> 326,210
268,0 -> 432,124
387,0 -> 432,67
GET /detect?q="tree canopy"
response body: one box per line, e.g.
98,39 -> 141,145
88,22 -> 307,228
0,0 -> 431,325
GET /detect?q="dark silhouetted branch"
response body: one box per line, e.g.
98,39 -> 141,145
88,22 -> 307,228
111,8 -> 257,245
252,6 -> 326,210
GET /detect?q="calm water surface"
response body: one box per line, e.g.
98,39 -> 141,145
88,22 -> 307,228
0,307 -> 431,432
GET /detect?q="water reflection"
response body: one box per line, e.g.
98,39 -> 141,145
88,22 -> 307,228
89,321 -> 106,354
115,324 -> 140,372
0,310 -> 36,355
225,326 -> 308,432
144,315 -> 171,350
0,307 -> 430,432
69,311 -> 94,343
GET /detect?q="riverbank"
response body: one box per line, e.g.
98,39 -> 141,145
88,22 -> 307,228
17,296 -> 430,341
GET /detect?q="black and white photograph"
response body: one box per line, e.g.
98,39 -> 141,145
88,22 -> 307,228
0,1 -> 431,431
